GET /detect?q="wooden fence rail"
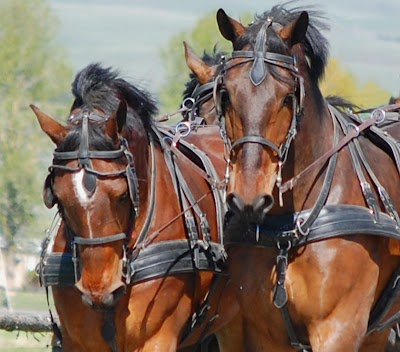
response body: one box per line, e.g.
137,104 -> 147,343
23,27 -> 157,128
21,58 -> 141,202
0,311 -> 399,351
0,311 -> 58,333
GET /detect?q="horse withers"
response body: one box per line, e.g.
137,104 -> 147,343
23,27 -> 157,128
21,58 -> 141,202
185,4 -> 400,351
33,63 -> 238,351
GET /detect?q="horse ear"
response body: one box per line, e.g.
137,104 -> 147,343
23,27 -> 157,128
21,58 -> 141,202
43,174 -> 56,209
115,100 -> 127,133
105,100 -> 126,142
278,11 -> 309,47
183,42 -> 216,84
30,105 -> 68,145
216,8 -> 246,42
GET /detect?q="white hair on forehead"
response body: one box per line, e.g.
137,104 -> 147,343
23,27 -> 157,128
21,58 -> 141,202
72,170 -> 96,207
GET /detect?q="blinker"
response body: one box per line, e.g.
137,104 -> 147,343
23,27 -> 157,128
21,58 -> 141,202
78,111 -> 97,195
250,19 -> 273,86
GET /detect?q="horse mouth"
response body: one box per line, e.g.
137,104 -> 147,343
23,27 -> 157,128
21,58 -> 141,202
76,280 -> 126,309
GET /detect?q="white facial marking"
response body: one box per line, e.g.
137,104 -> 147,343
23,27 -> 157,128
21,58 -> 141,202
72,170 -> 97,238
72,170 -> 92,207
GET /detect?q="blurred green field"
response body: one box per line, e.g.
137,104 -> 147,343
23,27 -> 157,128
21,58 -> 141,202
0,290 -> 54,351
0,331 -> 51,352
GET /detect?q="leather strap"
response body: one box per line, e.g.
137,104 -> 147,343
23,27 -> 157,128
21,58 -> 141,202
230,135 -> 281,157
39,240 -> 226,287
74,232 -> 126,245
224,204 -> 400,248
279,108 -> 386,193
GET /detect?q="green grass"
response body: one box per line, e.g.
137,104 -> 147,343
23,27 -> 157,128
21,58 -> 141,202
0,290 -> 54,351
0,331 -> 52,352
6,290 -> 49,312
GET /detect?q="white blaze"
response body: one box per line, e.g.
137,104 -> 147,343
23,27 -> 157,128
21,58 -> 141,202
72,170 -> 96,238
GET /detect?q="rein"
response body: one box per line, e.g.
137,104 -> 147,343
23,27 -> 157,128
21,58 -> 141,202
278,107 -> 387,193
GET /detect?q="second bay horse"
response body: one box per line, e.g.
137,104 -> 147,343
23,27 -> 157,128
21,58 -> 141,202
34,63 -> 238,351
185,4 -> 400,352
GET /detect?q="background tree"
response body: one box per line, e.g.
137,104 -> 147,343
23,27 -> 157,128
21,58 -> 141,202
0,0 -> 73,248
320,58 -> 390,108
159,12 -> 251,115
159,13 -> 390,116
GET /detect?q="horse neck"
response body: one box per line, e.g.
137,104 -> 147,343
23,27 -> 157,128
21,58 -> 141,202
125,131 -> 153,237
134,139 -> 187,244
283,76 -> 334,210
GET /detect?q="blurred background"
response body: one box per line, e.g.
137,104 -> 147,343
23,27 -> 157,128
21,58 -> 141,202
0,0 -> 399,349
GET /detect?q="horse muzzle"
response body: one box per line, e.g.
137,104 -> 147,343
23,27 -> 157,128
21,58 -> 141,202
75,279 -> 126,309
226,192 -> 274,224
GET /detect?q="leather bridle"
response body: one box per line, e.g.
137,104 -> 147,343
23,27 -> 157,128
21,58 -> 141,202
48,110 -> 145,281
213,19 -> 305,192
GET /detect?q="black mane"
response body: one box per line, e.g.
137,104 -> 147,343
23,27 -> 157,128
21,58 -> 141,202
237,2 -> 329,82
183,47 -> 227,99
58,63 -> 158,153
71,63 -> 158,131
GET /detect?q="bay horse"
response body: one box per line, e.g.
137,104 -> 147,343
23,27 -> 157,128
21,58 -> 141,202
184,4 -> 400,351
33,63 -> 239,351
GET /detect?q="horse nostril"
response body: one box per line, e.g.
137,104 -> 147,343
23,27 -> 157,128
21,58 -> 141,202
226,192 -> 245,214
75,280 -> 126,308
102,284 -> 126,308
81,293 -> 93,307
252,194 -> 274,222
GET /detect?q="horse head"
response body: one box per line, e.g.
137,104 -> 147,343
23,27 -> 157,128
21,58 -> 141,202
33,64 -> 157,309
185,7 -> 328,223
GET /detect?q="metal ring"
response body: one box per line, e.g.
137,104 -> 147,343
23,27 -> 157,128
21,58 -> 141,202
371,108 -> 386,124
175,122 -> 191,137
346,123 -> 360,137
181,97 -> 194,110
296,218 -> 310,236
277,241 -> 292,250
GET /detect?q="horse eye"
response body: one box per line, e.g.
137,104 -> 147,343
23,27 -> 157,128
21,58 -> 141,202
283,94 -> 293,106
221,90 -> 230,104
118,192 -> 129,202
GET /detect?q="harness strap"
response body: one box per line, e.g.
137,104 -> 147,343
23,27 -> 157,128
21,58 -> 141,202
40,240 -> 226,287
285,105 -> 340,235
45,286 -> 63,345
101,309 -> 118,352
157,125 -> 226,244
279,108 -> 386,193
369,124 -> 400,172
74,232 -> 126,245
224,204 -> 400,248
180,275 -> 224,347
232,50 -> 296,67
335,110 -> 381,222
230,135 -> 281,156
150,127 -> 202,267
280,305 -> 311,352
368,266 -> 400,334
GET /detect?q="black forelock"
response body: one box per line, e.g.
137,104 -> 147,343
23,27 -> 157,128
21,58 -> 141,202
70,63 -> 158,133
236,2 -> 329,82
